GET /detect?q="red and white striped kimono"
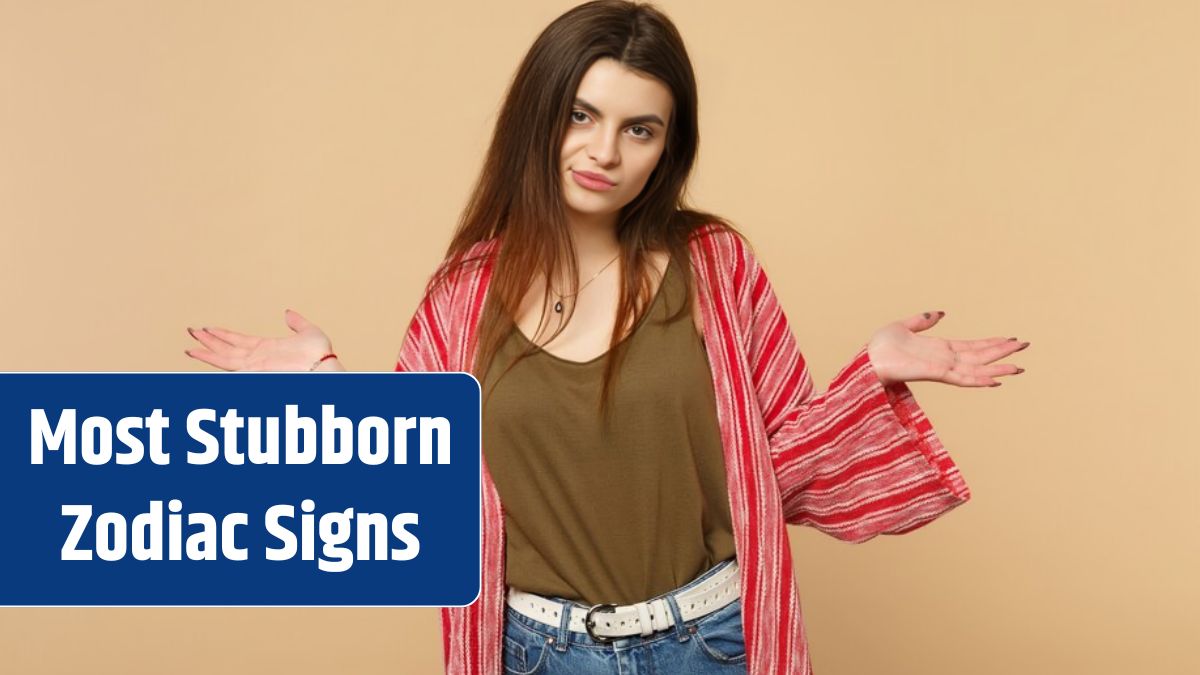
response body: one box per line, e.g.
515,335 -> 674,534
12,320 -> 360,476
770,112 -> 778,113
395,223 -> 972,674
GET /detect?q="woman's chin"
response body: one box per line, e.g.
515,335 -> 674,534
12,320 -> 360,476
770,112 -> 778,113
564,197 -> 622,220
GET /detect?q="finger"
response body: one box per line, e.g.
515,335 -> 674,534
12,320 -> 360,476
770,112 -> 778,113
184,348 -> 242,372
201,326 -> 258,349
957,338 -> 1031,366
970,361 -> 1024,380
937,366 -> 996,387
187,327 -> 244,356
946,336 -> 1013,352
900,310 -> 945,333
943,361 -> 1023,387
284,309 -> 312,334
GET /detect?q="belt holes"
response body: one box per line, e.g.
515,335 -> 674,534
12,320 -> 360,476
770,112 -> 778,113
553,611 -> 559,618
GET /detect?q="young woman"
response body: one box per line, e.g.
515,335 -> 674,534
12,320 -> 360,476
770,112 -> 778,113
186,2 -> 1029,673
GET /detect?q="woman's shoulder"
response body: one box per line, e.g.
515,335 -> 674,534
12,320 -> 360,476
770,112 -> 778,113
686,221 -> 762,284
688,221 -> 754,255
467,236 -> 503,259
435,225 -> 761,296
412,238 -> 501,317
442,237 -> 501,270
458,224 -> 749,270
429,237 -> 502,283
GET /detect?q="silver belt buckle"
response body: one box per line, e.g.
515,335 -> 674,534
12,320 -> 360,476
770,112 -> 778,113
584,603 -> 619,643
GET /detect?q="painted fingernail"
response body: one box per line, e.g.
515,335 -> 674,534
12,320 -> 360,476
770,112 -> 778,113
1008,337 -> 1018,341
1016,367 -> 1025,374
989,382 -> 1002,387
1017,342 -> 1030,351
937,311 -> 945,317
187,327 -> 195,337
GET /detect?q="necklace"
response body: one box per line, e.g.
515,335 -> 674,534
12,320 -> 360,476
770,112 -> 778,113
553,252 -> 620,313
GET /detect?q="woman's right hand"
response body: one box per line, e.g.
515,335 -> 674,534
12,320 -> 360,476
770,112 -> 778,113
185,309 -> 335,372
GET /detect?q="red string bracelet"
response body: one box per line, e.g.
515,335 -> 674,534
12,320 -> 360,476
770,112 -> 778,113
309,353 -> 338,371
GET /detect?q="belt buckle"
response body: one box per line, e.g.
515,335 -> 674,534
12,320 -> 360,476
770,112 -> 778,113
584,603 -> 619,644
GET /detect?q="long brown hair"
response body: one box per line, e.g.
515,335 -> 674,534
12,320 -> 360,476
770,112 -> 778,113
425,0 -> 745,420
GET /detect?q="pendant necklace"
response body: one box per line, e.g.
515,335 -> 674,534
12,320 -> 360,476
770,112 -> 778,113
553,252 -> 621,313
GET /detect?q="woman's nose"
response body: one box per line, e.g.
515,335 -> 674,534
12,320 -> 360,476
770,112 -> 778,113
587,130 -> 620,167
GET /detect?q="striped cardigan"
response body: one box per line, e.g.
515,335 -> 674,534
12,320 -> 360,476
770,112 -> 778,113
394,223 -> 972,674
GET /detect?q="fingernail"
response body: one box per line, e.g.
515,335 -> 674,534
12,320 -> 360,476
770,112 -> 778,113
1008,337 -> 1018,341
1016,367 -> 1025,374
989,382 -> 1002,387
937,311 -> 945,317
923,312 -> 931,319
1017,342 -> 1030,351
187,327 -> 195,337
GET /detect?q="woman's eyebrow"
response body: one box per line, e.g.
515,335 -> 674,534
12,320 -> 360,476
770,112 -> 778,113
574,98 -> 666,127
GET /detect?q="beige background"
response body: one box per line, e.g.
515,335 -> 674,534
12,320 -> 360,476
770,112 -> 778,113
1,0 -> 1196,673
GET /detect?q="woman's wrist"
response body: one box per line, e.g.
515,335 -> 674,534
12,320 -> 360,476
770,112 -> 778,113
309,352 -> 343,372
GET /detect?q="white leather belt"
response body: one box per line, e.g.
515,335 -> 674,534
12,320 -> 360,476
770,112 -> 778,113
505,559 -> 740,643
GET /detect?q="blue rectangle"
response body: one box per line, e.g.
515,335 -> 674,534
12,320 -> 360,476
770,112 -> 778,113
0,372 -> 481,606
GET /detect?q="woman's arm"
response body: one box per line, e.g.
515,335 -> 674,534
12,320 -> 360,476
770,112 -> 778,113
732,237 -> 972,543
393,293 -> 443,373
185,309 -> 338,372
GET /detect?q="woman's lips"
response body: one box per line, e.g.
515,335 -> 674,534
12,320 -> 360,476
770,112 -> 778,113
571,170 -> 616,191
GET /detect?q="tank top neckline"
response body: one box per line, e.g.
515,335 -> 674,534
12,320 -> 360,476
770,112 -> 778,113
512,254 -> 675,367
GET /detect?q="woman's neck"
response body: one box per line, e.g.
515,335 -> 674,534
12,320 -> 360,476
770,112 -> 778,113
565,210 -> 621,267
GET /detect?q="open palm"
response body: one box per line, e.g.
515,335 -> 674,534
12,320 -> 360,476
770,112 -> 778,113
185,309 -> 332,372
866,311 -> 1030,388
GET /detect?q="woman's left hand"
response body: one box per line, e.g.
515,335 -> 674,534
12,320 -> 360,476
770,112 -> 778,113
866,311 -> 1029,388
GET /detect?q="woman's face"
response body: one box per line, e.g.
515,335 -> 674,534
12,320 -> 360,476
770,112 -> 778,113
560,58 -> 673,223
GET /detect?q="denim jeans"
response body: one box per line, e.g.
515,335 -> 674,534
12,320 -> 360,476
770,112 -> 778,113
502,557 -> 747,674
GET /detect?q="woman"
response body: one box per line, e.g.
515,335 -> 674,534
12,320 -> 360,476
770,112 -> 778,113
186,2 -> 1029,673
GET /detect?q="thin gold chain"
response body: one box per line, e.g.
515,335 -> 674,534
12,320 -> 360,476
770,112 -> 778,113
553,252 -> 621,301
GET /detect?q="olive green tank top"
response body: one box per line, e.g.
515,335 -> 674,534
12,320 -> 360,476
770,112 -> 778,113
480,254 -> 737,607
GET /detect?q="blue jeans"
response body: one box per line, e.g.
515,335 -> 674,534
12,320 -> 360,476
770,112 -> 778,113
502,558 -> 747,674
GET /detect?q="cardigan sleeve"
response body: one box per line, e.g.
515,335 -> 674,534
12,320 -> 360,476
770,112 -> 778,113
393,295 -> 442,373
736,238 -> 972,543
393,265 -> 453,374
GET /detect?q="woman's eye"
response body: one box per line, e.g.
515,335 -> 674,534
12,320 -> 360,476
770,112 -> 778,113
570,111 -> 589,123
628,125 -> 654,140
